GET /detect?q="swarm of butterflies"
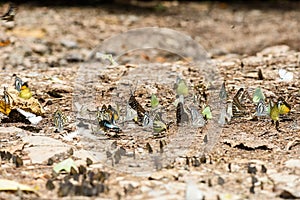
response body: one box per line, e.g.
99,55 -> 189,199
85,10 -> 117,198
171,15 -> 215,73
91,77 -> 293,135
92,77 -> 214,135
220,82 -> 291,131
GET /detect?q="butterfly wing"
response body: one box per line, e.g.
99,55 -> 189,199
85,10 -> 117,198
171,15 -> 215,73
142,112 -> 153,128
53,110 -> 67,132
125,103 -> 138,121
152,112 -> 167,133
219,81 -> 227,101
151,94 -> 159,109
189,106 -> 205,127
128,94 -> 146,123
176,102 -> 189,125
176,78 -> 189,97
232,88 -> 252,118
13,75 -> 23,92
256,99 -> 268,117
277,98 -> 291,115
253,87 -> 265,104
1,3 -> 15,22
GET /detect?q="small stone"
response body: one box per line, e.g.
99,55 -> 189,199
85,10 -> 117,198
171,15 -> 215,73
46,179 -> 55,191
185,182 -> 204,200
217,176 -> 225,185
60,39 -> 78,49
31,43 -> 49,54
261,165 -> 267,173
247,164 -> 257,174
65,53 -> 84,62
285,159 -> 300,168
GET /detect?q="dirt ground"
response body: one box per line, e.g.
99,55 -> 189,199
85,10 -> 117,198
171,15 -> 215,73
0,1 -> 299,200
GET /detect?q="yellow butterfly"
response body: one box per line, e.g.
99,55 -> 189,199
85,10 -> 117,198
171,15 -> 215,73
19,82 -> 32,100
277,97 -> 291,115
270,97 -> 291,131
0,87 -> 12,115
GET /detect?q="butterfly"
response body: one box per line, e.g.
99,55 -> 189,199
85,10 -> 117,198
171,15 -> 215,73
175,77 -> 189,97
202,106 -> 212,120
97,105 -> 108,121
270,100 -> 280,130
3,86 -> 13,105
256,99 -> 268,117
0,87 -> 12,115
176,102 -> 189,125
97,105 -> 121,133
219,81 -> 227,101
270,97 -> 291,131
99,119 -> 121,133
12,74 -> 23,92
232,88 -> 251,118
252,87 -> 265,104
189,106 -> 205,128
124,102 -> 138,121
1,3 -> 16,22
278,69 -> 293,82
107,105 -> 119,124
152,112 -> 167,133
128,92 -> 146,124
142,112 -> 153,128
151,94 -> 159,109
19,82 -> 32,100
277,97 -> 291,115
53,110 -> 67,132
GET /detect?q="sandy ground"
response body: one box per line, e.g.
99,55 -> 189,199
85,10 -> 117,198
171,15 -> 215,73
0,1 -> 299,199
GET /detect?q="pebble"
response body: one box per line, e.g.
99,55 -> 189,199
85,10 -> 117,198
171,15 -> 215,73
185,182 -> 204,200
60,39 -> 78,49
258,45 -> 290,56
31,43 -> 49,54
65,53 -> 84,62
22,136 -> 72,164
285,159 -> 300,169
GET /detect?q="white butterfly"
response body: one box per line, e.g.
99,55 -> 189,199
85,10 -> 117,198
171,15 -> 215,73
189,106 -> 205,128
279,69 -> 293,82
142,112 -> 153,128
256,99 -> 268,117
124,102 -> 137,121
